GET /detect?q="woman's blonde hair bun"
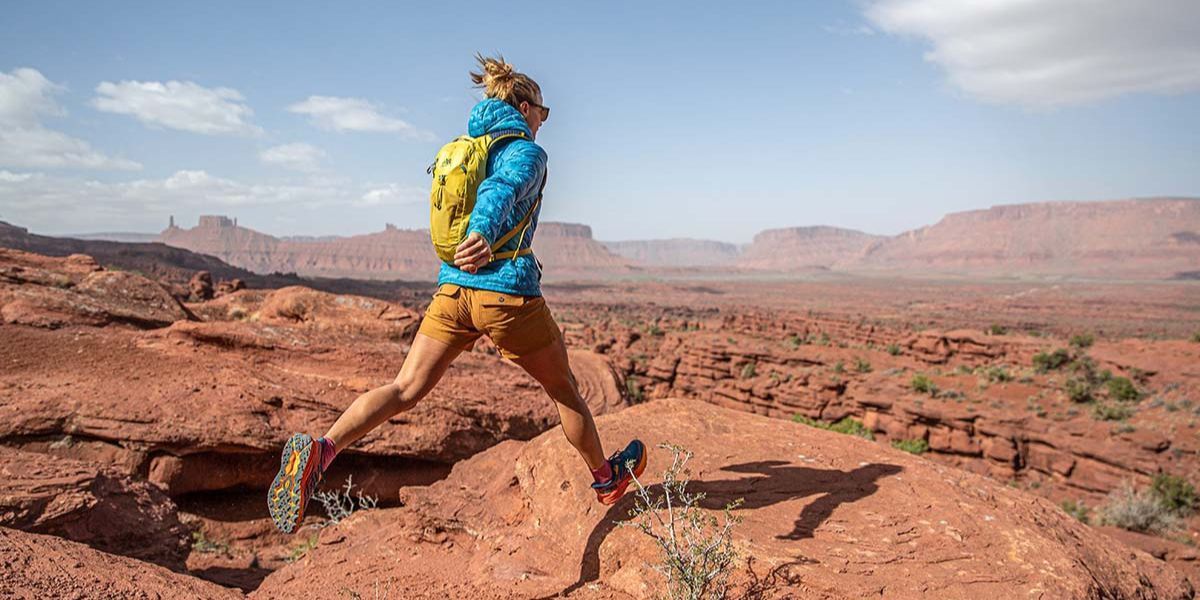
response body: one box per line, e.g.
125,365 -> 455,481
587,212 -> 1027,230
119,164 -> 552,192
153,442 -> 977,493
471,53 -> 541,108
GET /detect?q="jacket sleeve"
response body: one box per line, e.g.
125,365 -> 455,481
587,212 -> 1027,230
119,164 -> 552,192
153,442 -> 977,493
467,140 -> 547,247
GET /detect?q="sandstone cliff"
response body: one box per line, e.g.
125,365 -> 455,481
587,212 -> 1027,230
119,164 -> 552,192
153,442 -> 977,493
603,238 -> 741,267
738,225 -> 883,271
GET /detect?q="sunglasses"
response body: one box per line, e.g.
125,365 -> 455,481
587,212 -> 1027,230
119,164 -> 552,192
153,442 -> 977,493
526,100 -> 550,121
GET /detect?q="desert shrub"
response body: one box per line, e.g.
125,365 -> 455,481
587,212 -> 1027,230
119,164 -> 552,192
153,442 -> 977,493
910,374 -> 938,396
1107,377 -> 1141,402
191,530 -> 231,556
622,444 -> 743,600
647,323 -> 665,337
853,357 -> 872,373
1069,332 -> 1095,350
1032,349 -> 1071,373
886,343 -> 901,356
1065,378 -> 1094,404
313,475 -> 378,527
981,365 -> 1012,383
1099,482 -> 1180,533
891,439 -> 929,455
740,361 -> 757,379
784,334 -> 802,349
831,360 -> 845,374
986,324 -> 1008,335
286,534 -> 319,563
792,415 -> 874,440
1061,499 -> 1091,524
1191,332 -> 1200,343
1151,474 -> 1197,516
626,377 -> 644,402
1092,401 -> 1134,421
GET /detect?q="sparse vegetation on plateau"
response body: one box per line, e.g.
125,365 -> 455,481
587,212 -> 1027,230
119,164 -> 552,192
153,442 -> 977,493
1191,332 -> 1200,343
1151,473 -> 1197,516
886,343 -> 901,356
623,443 -> 743,600
1107,376 -> 1141,403
191,530 -> 231,556
1092,401 -> 1134,421
1032,348 -> 1071,373
1069,332 -> 1095,350
853,357 -> 872,373
626,377 -> 644,402
741,361 -> 757,379
1099,482 -> 1181,534
986,324 -> 1008,335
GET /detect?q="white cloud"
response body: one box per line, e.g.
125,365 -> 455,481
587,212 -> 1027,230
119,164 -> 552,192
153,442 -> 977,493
0,169 -> 428,232
864,0 -> 1200,107
0,68 -> 141,170
92,79 -> 262,135
259,142 -> 326,172
288,95 -> 429,137
822,23 -> 875,36
358,183 -> 424,206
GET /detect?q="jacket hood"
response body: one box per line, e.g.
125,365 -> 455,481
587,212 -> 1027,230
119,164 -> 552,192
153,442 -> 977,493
468,98 -> 533,138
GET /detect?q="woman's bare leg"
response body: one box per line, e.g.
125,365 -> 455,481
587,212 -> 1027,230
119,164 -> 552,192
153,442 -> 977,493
323,333 -> 465,449
512,336 -> 607,471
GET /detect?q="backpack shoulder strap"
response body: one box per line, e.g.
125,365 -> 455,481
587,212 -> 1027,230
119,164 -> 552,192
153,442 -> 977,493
490,169 -> 548,260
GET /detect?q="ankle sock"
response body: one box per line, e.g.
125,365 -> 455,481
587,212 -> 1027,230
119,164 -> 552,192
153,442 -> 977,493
591,460 -> 613,485
317,437 -> 338,472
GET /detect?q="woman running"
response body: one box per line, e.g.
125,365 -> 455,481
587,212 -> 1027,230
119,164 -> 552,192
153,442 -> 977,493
268,55 -> 646,534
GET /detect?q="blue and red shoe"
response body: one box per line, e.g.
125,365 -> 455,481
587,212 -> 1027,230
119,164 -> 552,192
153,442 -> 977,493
268,433 -> 325,534
592,439 -> 647,505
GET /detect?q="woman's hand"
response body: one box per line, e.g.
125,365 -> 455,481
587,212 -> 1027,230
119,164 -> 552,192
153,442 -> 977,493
454,231 -> 492,274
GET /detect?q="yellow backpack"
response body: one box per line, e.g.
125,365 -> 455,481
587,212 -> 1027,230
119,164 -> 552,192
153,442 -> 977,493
428,130 -> 544,265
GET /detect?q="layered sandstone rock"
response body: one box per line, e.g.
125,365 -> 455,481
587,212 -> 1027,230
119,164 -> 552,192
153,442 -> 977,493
254,399 -> 1193,599
0,248 -> 189,329
0,449 -> 190,569
0,527 -> 242,599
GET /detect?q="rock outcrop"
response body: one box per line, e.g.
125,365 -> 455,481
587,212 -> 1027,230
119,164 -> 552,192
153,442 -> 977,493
254,399 -> 1194,599
0,449 -> 191,569
0,527 -> 242,599
0,248 -> 189,329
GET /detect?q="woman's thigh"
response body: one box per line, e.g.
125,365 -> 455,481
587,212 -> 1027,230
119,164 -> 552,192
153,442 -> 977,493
393,332 -> 466,398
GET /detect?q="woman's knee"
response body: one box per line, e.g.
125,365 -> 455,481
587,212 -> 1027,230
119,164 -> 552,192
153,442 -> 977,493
391,374 -> 430,408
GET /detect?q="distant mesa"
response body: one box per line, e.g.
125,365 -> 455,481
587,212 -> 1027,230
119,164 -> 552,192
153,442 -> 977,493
156,216 -> 635,281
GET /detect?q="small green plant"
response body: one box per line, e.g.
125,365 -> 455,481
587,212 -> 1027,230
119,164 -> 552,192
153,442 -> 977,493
1107,377 -> 1141,403
287,534 -> 319,563
626,377 -> 644,402
891,438 -> 929,455
853,357 -> 872,373
1032,349 -> 1071,373
1061,499 -> 1091,524
1065,377 -> 1094,403
886,343 -> 901,356
910,374 -> 938,396
831,360 -> 845,374
647,324 -> 665,337
792,415 -> 874,440
313,475 -> 378,527
784,334 -> 802,349
191,530 -> 231,556
1099,482 -> 1180,533
622,444 -> 743,600
981,365 -> 1012,384
1092,401 -> 1134,421
1150,474 -> 1197,516
986,324 -> 1008,335
1069,332 -> 1095,349
741,361 -> 757,379
1191,332 -> 1200,343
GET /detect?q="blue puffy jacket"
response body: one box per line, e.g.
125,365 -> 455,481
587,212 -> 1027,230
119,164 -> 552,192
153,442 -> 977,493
436,98 -> 548,297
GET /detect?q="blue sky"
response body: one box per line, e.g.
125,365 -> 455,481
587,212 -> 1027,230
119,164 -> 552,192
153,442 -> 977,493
1,0 -> 1198,242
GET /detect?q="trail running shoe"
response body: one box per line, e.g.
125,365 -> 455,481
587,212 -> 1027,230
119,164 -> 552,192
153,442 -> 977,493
592,439 -> 647,505
268,433 -> 324,534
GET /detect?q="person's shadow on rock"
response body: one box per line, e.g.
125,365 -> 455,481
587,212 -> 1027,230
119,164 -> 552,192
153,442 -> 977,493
546,460 -> 902,598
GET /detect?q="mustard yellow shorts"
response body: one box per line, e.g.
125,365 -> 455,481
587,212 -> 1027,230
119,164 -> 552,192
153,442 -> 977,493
416,283 -> 561,360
